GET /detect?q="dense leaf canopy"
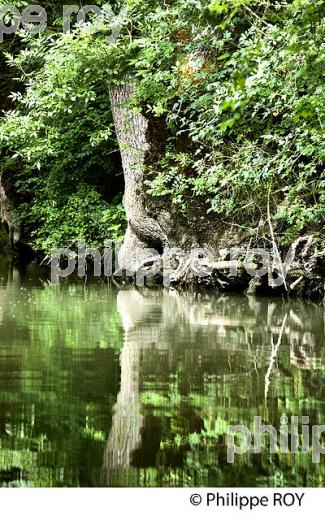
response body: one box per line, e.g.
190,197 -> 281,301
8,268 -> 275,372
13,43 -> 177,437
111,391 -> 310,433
0,0 -> 324,253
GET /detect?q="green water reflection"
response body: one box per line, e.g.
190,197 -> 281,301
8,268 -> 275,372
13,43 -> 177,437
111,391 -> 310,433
0,260 -> 324,487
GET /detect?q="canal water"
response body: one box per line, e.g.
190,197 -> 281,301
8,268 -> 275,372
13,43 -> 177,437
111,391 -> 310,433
0,260 -> 324,487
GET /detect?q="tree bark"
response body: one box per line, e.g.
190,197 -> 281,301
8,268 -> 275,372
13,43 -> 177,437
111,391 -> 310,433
108,81 -> 169,272
0,177 -> 20,248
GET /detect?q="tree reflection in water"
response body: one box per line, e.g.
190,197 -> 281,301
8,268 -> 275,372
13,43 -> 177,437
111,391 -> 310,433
104,288 -> 324,487
0,262 -> 323,487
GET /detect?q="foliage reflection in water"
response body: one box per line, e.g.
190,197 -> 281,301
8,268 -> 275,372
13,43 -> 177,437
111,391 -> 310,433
0,260 -> 324,487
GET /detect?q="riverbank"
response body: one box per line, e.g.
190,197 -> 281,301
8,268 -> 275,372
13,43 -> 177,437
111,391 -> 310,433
1,230 -> 323,301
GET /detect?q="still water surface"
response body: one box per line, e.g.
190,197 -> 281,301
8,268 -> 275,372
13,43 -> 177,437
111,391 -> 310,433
0,260 -> 324,487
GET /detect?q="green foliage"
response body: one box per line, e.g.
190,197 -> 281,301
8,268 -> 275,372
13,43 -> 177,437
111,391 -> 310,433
0,20 -> 126,254
125,0 -> 324,244
0,0 -> 324,254
18,187 -> 126,253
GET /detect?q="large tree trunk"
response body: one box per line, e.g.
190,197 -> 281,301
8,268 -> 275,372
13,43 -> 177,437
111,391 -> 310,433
108,81 -> 324,297
108,81 -> 169,272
